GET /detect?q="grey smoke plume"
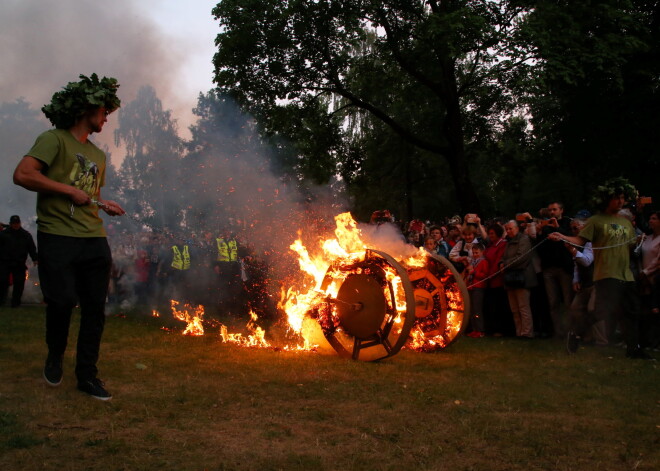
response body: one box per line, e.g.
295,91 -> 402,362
0,1 -> 414,326
0,0 -> 214,145
0,0 -> 214,225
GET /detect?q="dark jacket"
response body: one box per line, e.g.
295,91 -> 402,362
0,227 -> 38,265
536,218 -> 574,273
502,232 -> 537,289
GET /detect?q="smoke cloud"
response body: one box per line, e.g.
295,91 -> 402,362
0,0 -> 216,225
0,0 -> 215,145
0,1 -> 415,331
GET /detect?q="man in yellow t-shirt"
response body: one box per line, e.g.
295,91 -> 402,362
549,178 -> 651,360
14,74 -> 125,400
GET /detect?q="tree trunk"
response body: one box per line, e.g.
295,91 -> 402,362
442,63 -> 482,215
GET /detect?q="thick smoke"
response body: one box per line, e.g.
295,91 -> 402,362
0,1 -> 414,328
0,0 -> 211,223
0,0 -> 208,146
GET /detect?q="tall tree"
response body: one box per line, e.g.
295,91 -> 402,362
212,0 -> 533,214
520,0 -> 660,203
114,86 -> 184,232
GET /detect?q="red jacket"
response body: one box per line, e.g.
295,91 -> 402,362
134,257 -> 150,283
483,238 -> 506,288
468,257 -> 490,290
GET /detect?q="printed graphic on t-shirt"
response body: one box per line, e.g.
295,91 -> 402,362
69,153 -> 100,197
603,223 -> 629,241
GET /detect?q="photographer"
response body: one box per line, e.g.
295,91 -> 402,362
535,201 -> 574,338
464,213 -> 488,240
449,225 -> 480,273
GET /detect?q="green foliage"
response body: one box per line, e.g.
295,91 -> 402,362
210,1 -> 659,218
521,0 -> 660,203
41,73 -> 121,129
591,176 -> 638,210
113,86 -> 184,232
211,1 -> 541,214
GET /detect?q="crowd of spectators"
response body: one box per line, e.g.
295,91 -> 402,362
5,180 -> 657,359
396,193 -> 659,358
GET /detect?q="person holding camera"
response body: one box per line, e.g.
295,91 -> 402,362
449,225 -> 480,273
535,201 -> 575,338
464,213 -> 488,240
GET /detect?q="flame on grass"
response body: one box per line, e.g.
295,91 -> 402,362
163,299 -> 312,351
220,311 -> 271,348
170,300 -> 205,336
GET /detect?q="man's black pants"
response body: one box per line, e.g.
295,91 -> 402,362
592,278 -> 641,349
38,232 -> 111,382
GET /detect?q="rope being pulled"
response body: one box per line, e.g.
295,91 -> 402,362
463,234 -> 639,290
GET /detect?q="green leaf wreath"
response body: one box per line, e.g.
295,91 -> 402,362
42,74 -> 121,129
591,177 -> 638,210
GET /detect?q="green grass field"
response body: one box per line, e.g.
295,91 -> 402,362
1,306 -> 658,471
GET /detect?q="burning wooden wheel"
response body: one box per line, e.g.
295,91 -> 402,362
314,249 -> 416,361
406,253 -> 470,351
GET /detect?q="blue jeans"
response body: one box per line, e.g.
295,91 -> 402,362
38,232 -> 112,381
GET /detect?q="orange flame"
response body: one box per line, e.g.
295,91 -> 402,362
220,311 -> 271,348
170,300 -> 205,336
160,211 -> 465,354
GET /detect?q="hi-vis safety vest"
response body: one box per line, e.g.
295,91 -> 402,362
216,238 -> 238,262
171,245 -> 190,270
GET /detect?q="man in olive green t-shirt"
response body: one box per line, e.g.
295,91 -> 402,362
13,74 -> 125,400
549,179 -> 651,360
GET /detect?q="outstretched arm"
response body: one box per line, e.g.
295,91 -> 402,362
548,231 -> 588,248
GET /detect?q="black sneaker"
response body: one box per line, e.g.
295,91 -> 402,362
77,378 -> 112,401
566,331 -> 580,354
43,355 -> 63,386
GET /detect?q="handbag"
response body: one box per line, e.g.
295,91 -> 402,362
503,269 -> 525,289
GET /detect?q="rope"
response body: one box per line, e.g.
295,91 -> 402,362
463,233 -> 638,290
90,200 -> 640,291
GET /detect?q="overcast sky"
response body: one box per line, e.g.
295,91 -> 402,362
0,0 -> 218,144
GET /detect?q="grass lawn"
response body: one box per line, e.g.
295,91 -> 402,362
0,306 -> 658,471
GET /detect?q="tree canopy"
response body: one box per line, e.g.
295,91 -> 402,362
212,0 -> 659,218
212,0 -> 542,216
